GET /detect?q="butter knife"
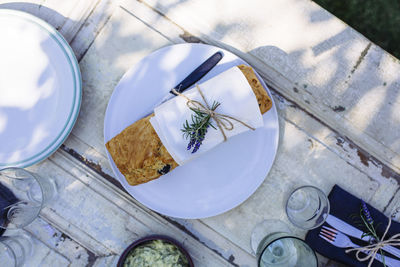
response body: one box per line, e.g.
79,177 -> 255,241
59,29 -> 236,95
152,51 -> 223,111
326,214 -> 400,258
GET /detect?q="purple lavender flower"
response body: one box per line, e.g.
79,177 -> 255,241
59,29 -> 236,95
198,131 -> 205,141
362,200 -> 374,225
182,104 -> 217,154
186,132 -> 196,150
192,139 -> 201,153
187,129 -> 206,153
187,138 -> 195,150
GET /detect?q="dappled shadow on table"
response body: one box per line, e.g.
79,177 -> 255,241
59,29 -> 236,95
1,1 -> 399,266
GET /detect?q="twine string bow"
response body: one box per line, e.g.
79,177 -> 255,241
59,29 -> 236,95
345,217 -> 400,267
171,84 -> 255,141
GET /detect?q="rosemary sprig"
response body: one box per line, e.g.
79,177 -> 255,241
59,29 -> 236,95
181,101 -> 219,153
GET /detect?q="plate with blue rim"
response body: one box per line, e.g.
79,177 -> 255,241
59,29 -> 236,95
104,43 -> 279,219
0,9 -> 81,168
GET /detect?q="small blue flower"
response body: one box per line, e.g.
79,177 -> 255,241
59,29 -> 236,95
362,200 -> 374,225
192,140 -> 202,153
198,135 -> 204,142
187,138 -> 195,150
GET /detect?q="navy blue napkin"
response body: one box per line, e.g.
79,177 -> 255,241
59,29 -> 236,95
0,183 -> 18,236
305,185 -> 400,267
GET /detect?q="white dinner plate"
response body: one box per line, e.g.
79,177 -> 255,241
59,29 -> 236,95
104,43 -> 279,219
0,9 -> 81,168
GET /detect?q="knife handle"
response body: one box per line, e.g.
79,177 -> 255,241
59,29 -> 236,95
382,244 -> 400,259
366,236 -> 400,258
171,51 -> 223,95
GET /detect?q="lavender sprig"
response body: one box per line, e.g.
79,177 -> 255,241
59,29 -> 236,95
360,200 -> 378,239
362,200 -> 374,225
182,101 -> 219,153
358,200 -> 387,266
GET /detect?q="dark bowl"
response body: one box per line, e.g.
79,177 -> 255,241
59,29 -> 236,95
117,235 -> 194,267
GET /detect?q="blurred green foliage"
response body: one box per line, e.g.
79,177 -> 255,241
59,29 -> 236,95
314,0 -> 400,59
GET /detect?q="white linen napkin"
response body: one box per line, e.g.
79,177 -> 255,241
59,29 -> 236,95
150,66 -> 264,165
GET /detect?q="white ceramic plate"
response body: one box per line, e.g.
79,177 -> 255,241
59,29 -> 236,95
104,43 -> 279,219
0,10 -> 81,168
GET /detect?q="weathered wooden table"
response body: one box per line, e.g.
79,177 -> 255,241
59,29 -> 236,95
1,0 -> 399,266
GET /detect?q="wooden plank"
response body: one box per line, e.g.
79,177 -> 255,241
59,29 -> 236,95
3,228 -> 71,266
272,92 -> 400,210
70,0 -> 118,61
140,0 -> 400,175
0,0 -> 115,61
25,217 -> 94,266
29,150 -> 234,266
385,188 -> 400,221
37,0 -> 99,43
93,255 -> 119,267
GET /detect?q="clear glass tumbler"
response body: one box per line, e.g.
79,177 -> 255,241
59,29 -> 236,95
0,233 -> 33,267
256,232 -> 317,267
286,185 -> 330,230
251,220 -> 317,267
0,167 -> 57,230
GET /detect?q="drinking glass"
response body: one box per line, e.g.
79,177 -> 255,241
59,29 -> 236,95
286,185 -> 330,230
251,220 -> 291,254
256,232 -> 317,267
0,233 -> 33,267
0,167 -> 57,230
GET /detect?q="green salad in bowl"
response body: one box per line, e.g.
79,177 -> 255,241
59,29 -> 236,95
118,235 -> 193,267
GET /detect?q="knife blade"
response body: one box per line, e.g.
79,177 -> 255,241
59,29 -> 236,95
326,214 -> 400,258
326,215 -> 365,240
151,51 -> 223,112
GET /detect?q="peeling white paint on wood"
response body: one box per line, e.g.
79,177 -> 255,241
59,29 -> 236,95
271,92 -> 399,208
25,217 -> 92,266
385,189 -> 400,220
3,228 -> 71,266
42,150 -> 234,266
140,0 -> 400,174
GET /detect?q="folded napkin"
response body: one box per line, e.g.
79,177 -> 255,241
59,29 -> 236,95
150,66 -> 264,165
0,183 -> 18,236
306,185 -> 400,267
